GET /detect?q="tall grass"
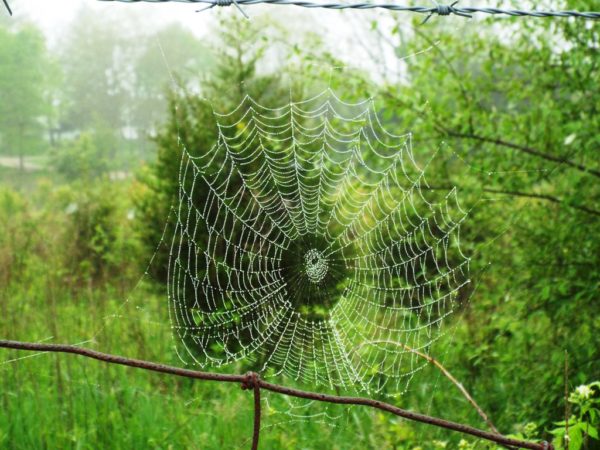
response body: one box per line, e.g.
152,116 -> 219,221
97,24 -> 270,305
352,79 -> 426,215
0,179 -> 393,449
1,171 -> 584,449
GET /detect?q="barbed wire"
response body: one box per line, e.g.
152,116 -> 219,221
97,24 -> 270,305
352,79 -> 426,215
91,0 -> 600,20
2,0 -> 12,16
4,0 -> 598,20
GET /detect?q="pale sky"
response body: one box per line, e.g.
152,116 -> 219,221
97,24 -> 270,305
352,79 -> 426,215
7,0 -> 408,82
9,0 -> 216,41
4,0 -> 518,88
8,0 -> 372,48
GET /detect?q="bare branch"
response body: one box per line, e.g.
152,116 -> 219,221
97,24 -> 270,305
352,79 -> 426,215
564,352 -> 570,450
0,339 -> 553,450
482,188 -> 600,217
427,185 -> 600,217
446,131 -> 600,179
355,340 -> 500,435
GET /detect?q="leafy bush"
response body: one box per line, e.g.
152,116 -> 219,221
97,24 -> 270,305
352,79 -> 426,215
51,130 -> 114,181
551,382 -> 600,450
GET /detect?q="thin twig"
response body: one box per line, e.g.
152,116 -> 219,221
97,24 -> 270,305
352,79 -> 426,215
445,131 -> 600,179
355,340 -> 500,434
481,188 -> 600,218
0,339 -> 553,450
427,185 -> 600,218
565,351 -> 570,450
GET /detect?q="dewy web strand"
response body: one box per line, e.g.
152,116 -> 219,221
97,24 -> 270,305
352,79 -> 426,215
168,88 -> 471,396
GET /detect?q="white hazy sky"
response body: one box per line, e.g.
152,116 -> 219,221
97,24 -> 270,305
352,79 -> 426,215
8,0 -> 373,47
5,0 -> 514,85
10,0 -> 216,40
7,0 -> 410,81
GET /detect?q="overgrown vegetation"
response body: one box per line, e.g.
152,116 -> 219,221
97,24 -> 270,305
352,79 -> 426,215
1,4 -> 599,449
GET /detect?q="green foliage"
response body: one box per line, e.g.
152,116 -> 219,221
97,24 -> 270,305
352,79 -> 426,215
0,24 -> 54,159
136,16 -> 289,281
0,9 -> 214,172
550,382 -> 600,450
1,6 -> 599,450
56,183 -> 140,285
51,130 -> 114,181
0,178 -> 139,288
131,24 -> 214,135
0,184 -> 377,448
58,9 -> 138,132
368,10 -> 600,432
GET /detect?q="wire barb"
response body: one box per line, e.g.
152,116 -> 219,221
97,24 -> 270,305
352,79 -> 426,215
422,1 -> 471,24
2,0 -> 12,16
196,0 -> 249,19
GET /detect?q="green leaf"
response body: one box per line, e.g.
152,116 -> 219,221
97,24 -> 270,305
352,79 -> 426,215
585,425 -> 598,440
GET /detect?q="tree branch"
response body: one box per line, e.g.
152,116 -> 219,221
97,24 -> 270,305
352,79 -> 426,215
482,188 -> 600,217
0,339 -> 552,450
355,340 -> 500,435
445,131 -> 600,179
427,185 -> 600,218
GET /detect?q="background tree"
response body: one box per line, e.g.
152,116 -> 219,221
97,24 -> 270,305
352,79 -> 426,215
130,24 -> 213,142
0,24 -> 53,169
0,5 -> 598,449
363,7 -> 600,432
136,15 -> 290,282
58,8 -> 135,133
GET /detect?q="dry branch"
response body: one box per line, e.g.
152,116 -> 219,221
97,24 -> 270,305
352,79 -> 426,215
355,340 -> 500,434
427,185 -> 600,218
0,339 -> 553,450
446,131 -> 600,179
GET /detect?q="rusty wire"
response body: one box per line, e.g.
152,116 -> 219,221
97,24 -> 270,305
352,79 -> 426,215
242,371 -> 262,450
0,339 -> 554,450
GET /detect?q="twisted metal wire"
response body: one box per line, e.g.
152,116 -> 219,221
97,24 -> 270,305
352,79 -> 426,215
3,0 -> 12,16
93,0 -> 600,19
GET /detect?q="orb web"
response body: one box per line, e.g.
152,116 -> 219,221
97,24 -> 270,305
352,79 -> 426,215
304,249 -> 328,284
168,89 -> 471,395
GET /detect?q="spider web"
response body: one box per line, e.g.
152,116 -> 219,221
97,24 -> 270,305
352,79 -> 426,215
168,88 -> 471,396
